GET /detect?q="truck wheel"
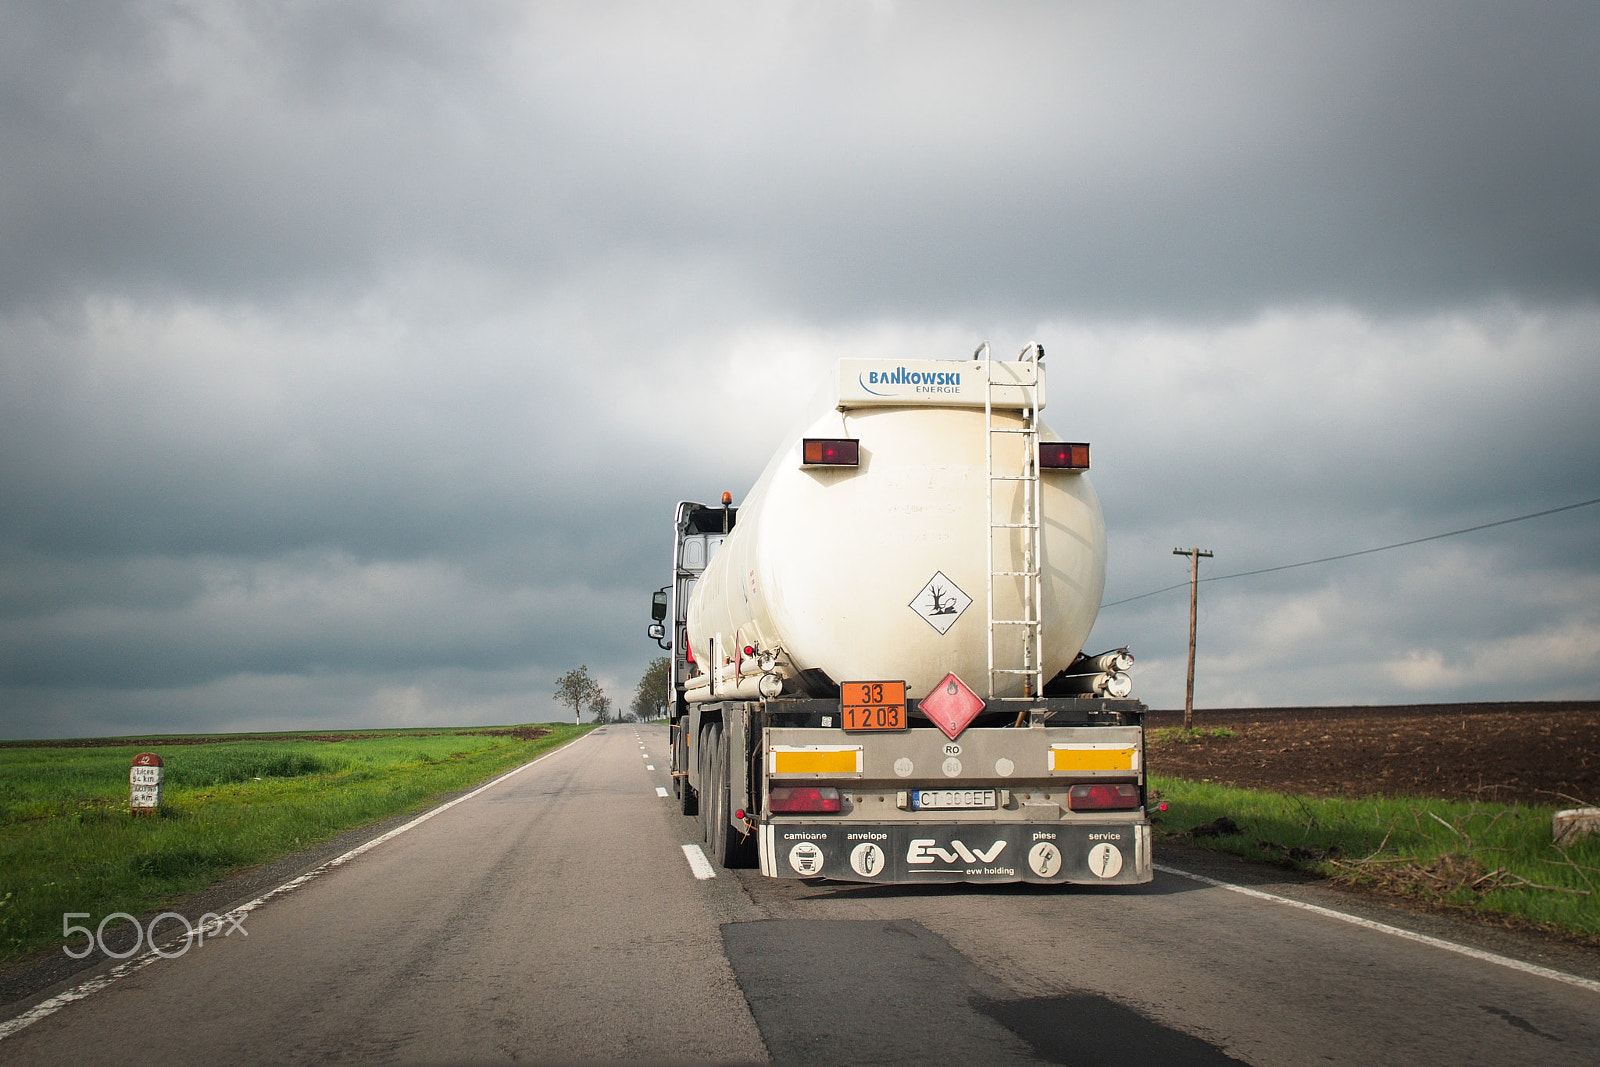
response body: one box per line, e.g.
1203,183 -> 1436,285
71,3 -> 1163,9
710,725 -> 759,870
675,721 -> 697,816
698,722 -> 719,843
670,721 -> 681,798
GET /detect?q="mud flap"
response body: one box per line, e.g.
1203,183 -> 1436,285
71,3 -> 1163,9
760,822 -> 1151,884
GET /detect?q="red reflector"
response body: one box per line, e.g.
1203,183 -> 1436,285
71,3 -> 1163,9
1040,442 -> 1090,469
1067,783 -> 1140,811
802,438 -> 860,466
769,786 -> 843,813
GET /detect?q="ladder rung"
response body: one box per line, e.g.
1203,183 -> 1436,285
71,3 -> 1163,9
986,379 -> 1043,701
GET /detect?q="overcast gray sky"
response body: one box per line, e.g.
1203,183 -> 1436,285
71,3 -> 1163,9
2,2 -> 1597,738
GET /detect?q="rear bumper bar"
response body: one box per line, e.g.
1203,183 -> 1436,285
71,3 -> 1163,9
758,819 -> 1152,885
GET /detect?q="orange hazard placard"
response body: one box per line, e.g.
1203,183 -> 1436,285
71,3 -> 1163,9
840,681 -> 908,731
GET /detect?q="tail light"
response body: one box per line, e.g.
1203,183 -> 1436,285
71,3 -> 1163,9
1040,442 -> 1090,469
802,439 -> 859,466
1068,783 -> 1140,811
769,786 -> 843,813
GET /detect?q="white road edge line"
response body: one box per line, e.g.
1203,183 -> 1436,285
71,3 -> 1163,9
682,844 -> 717,880
655,786 -> 670,797
0,729 -> 601,1043
1155,863 -> 1600,995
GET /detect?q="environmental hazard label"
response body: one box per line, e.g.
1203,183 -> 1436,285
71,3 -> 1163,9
910,571 -> 971,635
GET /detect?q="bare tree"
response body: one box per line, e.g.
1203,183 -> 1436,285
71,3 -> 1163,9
553,666 -> 599,726
589,691 -> 612,724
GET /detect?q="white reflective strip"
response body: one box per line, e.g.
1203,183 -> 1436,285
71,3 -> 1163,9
759,824 -> 776,877
655,786 -> 669,797
1155,864 -> 1600,995
682,844 -> 717,880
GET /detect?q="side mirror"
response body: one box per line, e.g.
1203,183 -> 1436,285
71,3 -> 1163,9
647,622 -> 666,641
651,588 -> 669,622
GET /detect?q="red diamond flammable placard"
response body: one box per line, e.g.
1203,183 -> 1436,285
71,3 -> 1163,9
919,672 -> 985,740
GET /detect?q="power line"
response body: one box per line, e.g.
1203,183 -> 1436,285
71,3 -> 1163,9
1102,580 -> 1191,608
1100,495 -> 1600,609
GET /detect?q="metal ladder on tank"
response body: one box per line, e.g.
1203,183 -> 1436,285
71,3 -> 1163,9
983,342 -> 1045,702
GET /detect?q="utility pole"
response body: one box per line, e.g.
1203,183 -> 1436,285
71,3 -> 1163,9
1172,547 -> 1214,729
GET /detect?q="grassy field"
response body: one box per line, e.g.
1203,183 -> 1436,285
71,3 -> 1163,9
0,724 -> 592,964
1149,726 -> 1237,744
1151,775 -> 1600,941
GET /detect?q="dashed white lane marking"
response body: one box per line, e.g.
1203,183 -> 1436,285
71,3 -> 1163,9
682,844 -> 717,880
655,786 -> 670,797
1155,863 -> 1600,995
0,731 -> 600,1043
646,764 -> 655,770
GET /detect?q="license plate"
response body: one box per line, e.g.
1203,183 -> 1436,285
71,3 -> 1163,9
912,788 -> 997,810
840,681 -> 908,731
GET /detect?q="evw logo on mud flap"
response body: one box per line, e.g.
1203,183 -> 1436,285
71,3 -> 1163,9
905,839 -> 1006,865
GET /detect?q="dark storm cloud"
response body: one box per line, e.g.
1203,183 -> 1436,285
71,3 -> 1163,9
2,3 -> 1598,736
1069,307 -> 1600,706
3,3 -> 1598,317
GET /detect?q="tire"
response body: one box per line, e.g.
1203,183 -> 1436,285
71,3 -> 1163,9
670,722 -> 682,799
709,724 -> 759,870
675,720 -> 697,816
697,722 -> 718,842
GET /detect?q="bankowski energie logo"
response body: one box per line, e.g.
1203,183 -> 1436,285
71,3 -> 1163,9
858,367 -> 962,396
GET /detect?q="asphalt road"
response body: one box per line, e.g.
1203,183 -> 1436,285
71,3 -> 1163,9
3,723 -> 1598,1065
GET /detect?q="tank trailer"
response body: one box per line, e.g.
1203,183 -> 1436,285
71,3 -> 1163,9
646,345 -> 1151,884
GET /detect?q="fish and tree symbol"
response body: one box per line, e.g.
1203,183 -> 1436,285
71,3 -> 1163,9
910,571 -> 972,635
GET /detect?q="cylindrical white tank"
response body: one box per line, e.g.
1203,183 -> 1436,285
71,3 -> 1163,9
686,357 -> 1106,703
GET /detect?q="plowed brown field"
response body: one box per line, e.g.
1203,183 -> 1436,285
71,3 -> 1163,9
1146,701 -> 1598,806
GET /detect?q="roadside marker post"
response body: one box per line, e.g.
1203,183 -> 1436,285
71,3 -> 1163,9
130,753 -> 164,815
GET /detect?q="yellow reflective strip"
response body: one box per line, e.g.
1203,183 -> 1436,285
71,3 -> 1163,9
1050,746 -> 1135,772
772,749 -> 861,775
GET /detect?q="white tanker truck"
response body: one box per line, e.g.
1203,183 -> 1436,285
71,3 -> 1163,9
646,344 -> 1151,884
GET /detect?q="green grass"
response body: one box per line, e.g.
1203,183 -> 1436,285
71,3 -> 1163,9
1150,776 -> 1600,940
0,724 -> 593,964
1150,726 -> 1236,744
